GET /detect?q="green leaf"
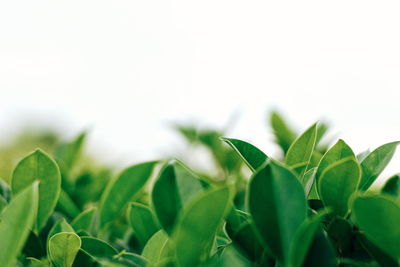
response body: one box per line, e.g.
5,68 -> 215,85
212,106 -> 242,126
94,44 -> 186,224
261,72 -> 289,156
99,161 -> 158,229
359,142 -> 400,191
248,161 -> 307,265
288,210 -> 330,267
56,189 -> 81,218
48,218 -> 75,240
352,194 -> 400,260
327,218 -> 352,256
204,246 -> 253,267
381,174 -> 400,201
0,195 -> 7,213
302,229 -> 337,267
128,202 -> 160,247
0,182 -> 39,267
49,232 -> 81,267
172,186 -> 233,266
221,138 -> 268,172
269,111 -> 297,153
226,210 -> 271,265
55,131 -> 86,171
71,207 -> 96,233
142,230 -> 171,265
316,139 -> 356,179
152,160 -> 204,235
318,157 -> 361,216
80,236 -> 118,260
301,167 -> 316,197
285,123 -> 318,177
356,233 -> 398,267
11,149 -> 61,230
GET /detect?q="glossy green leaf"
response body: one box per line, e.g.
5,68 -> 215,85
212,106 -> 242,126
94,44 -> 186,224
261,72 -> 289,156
173,186 -> 232,266
222,138 -> 268,172
99,161 -> 158,229
152,160 -> 203,235
285,123 -> 318,176
248,161 -> 307,265
270,111 -> 297,153
142,230 -> 171,265
318,157 -> 361,216
316,139 -> 356,179
71,207 -> 96,233
80,236 -> 118,260
359,142 -> 400,191
128,202 -> 160,247
11,149 -> 61,230
352,194 -> 400,260
381,174 -> 400,201
0,182 -> 38,267
288,210 -> 330,267
49,232 -> 81,267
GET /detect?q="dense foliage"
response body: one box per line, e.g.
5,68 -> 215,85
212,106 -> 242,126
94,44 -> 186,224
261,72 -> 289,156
0,112 -> 399,267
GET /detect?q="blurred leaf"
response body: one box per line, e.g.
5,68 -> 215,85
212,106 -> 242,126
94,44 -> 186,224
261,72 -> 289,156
56,190 -> 81,218
55,132 -> 86,172
128,202 -> 160,247
269,111 -> 297,153
204,246 -> 253,267
359,142 -> 400,191
49,232 -> 81,267
99,161 -> 158,229
80,236 -> 118,260
11,149 -> 61,230
381,174 -> 400,201
0,195 -> 7,213
356,233 -> 398,267
23,231 -> 46,259
172,186 -> 233,266
248,160 -> 307,265
318,157 -> 361,216
0,182 -> 38,267
71,207 -> 96,233
285,123 -> 318,177
327,217 -> 352,256
357,149 -> 370,163
222,138 -> 268,172
352,194 -> 400,261
302,229 -> 337,267
152,160 -> 203,235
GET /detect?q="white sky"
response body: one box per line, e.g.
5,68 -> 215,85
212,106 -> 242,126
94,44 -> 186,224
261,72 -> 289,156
0,1 -> 399,183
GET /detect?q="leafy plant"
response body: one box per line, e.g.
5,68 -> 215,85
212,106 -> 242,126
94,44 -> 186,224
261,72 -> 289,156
0,111 -> 399,266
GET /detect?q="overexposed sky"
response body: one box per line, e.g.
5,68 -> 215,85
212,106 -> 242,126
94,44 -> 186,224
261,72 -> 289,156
0,1 -> 399,181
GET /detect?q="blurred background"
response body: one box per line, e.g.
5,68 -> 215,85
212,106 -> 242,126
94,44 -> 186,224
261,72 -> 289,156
0,0 -> 399,184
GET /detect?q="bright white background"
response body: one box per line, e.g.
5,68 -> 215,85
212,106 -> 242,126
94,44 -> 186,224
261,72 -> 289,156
0,1 -> 399,182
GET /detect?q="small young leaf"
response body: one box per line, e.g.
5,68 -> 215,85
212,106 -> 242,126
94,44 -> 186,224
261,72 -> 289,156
318,157 -> 361,216
99,161 -> 158,229
49,232 -> 81,267
285,123 -> 318,177
11,149 -> 61,230
222,138 -> 268,172
152,160 -> 203,235
352,194 -> 400,260
55,131 -> 86,172
381,174 -> 400,201
301,167 -> 316,197
71,207 -> 97,233
248,160 -> 307,265
0,182 -> 39,267
359,141 -> 400,191
316,139 -> 356,179
128,202 -> 160,247
172,186 -> 233,266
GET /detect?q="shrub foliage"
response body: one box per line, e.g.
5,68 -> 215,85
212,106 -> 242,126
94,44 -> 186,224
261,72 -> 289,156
0,112 -> 399,266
